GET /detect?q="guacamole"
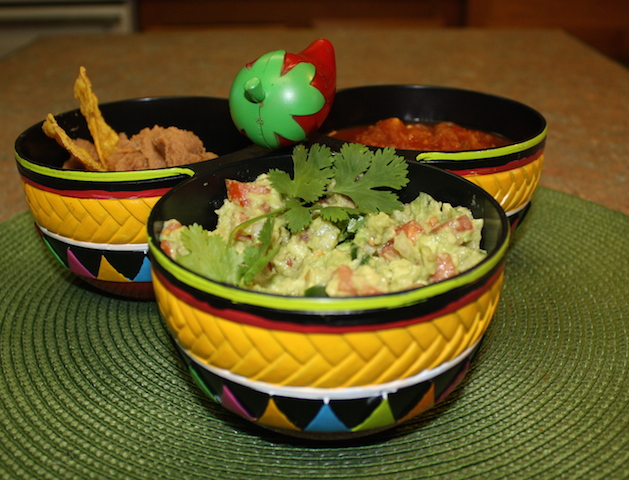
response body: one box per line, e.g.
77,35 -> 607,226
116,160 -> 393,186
160,173 -> 487,297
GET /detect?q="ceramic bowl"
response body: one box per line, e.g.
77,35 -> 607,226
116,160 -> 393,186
14,96 -> 268,300
313,85 -> 547,228
147,152 -> 510,440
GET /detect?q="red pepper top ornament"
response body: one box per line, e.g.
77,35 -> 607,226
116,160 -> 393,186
229,38 -> 336,149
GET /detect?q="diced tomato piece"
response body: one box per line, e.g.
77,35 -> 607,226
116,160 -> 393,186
379,242 -> 400,261
334,265 -> 357,295
225,179 -> 270,207
432,214 -> 474,233
161,219 -> 183,235
430,253 -> 458,282
396,220 -> 424,243
160,219 -> 183,258
453,215 -> 474,231
332,265 -> 383,296
160,239 -> 174,258
427,216 -> 439,229
260,202 -> 272,213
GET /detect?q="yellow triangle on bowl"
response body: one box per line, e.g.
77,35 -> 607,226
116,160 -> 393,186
97,256 -> 131,282
258,398 -> 300,431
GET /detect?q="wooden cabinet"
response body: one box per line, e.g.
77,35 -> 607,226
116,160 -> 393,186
467,0 -> 629,66
137,0 -> 629,65
137,0 -> 466,29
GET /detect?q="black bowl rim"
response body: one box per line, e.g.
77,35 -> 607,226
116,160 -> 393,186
316,84 -> 548,169
147,152 -> 511,315
14,95 -> 259,189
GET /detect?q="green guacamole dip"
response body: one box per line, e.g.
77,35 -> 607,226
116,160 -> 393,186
160,173 -> 487,297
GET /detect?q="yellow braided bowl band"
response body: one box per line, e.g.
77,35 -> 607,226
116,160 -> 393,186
153,266 -> 504,389
147,153 -> 511,390
461,153 -> 545,215
21,180 -> 163,244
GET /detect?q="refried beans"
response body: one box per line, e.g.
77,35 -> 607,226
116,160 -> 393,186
65,125 -> 218,171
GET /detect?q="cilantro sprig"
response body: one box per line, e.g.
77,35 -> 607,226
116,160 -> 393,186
267,142 -> 409,232
268,143 -> 335,203
177,219 -> 278,287
327,143 -> 410,213
175,143 -> 409,288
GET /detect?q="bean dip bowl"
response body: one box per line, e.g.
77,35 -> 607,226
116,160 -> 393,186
15,96 -> 261,299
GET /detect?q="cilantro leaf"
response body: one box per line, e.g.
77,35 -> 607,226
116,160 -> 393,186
282,197 -> 313,233
268,144 -> 334,203
329,143 -> 409,214
319,206 -> 355,223
178,220 -> 280,287
249,143 -> 409,233
240,218 -> 279,285
178,224 -> 243,285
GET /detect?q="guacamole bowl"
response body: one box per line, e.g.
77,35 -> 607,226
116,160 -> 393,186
14,96 -> 265,300
314,85 -> 547,228
147,151 -> 510,440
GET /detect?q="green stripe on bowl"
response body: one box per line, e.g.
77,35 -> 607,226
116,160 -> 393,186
149,231 -> 510,313
15,152 -> 196,182
415,126 -> 547,162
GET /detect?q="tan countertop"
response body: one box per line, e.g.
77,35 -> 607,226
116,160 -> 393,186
1,27 -> 628,222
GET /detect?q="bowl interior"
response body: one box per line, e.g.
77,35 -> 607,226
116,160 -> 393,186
15,96 -> 253,171
152,154 -> 505,243
314,85 -> 546,164
320,85 -> 546,143
148,152 -> 509,313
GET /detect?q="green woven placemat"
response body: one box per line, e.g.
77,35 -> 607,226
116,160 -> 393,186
1,187 -> 628,480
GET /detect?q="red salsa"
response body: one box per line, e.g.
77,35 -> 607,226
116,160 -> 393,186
329,117 -> 511,151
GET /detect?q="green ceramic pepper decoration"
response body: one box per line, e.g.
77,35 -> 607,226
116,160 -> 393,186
229,38 -> 336,149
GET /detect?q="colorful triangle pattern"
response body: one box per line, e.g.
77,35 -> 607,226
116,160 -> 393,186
182,342 -> 479,438
37,226 -> 151,283
68,249 -> 96,279
258,398 -> 300,431
306,403 -> 349,432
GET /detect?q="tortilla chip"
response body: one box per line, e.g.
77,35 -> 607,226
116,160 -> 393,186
73,66 -> 119,164
42,114 -> 107,172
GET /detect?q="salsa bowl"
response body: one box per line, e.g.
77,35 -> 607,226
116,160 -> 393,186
147,152 -> 510,440
314,85 -> 547,228
14,96 -> 265,299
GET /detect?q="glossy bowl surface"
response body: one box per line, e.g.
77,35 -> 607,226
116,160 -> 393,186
14,96 -> 257,299
148,153 -> 510,439
314,85 -> 547,225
